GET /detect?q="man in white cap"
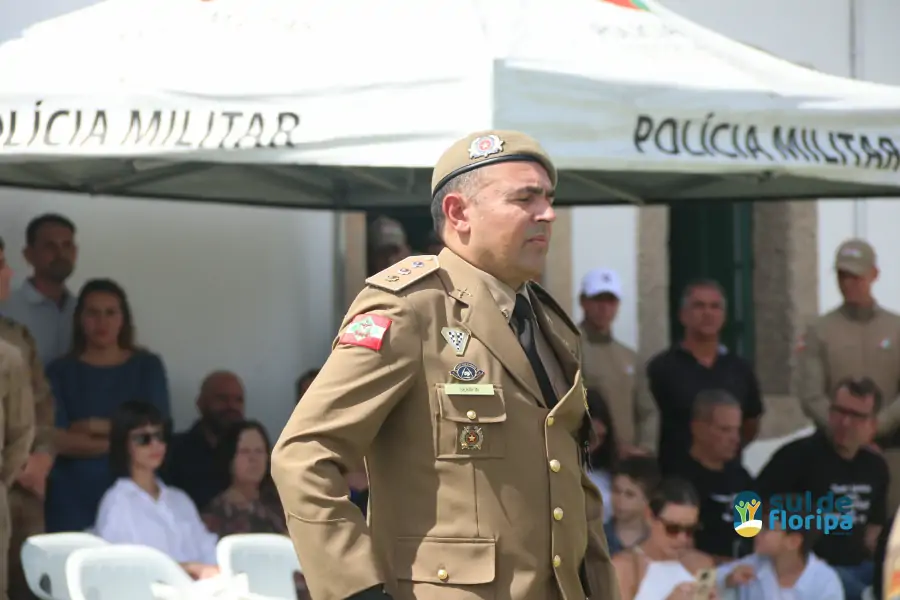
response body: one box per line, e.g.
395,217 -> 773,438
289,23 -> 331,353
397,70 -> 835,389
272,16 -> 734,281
579,268 -> 657,456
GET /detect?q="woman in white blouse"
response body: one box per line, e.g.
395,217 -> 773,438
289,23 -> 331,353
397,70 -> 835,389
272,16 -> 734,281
94,401 -> 220,580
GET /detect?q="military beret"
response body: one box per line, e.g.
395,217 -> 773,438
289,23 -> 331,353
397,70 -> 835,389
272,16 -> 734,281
431,130 -> 558,197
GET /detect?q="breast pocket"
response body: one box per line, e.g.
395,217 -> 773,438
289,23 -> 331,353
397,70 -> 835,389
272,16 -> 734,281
434,384 -> 507,460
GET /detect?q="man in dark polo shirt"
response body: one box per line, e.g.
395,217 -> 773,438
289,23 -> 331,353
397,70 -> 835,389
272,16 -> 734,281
163,370 -> 246,510
646,279 -> 763,476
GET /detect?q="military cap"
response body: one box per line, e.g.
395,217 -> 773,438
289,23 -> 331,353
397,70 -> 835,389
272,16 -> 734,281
834,238 -> 877,275
431,130 -> 558,197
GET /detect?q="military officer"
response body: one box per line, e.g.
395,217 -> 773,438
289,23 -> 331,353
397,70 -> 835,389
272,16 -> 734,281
0,238 -> 53,600
797,239 -> 900,511
0,239 -> 36,600
577,268 -> 656,456
272,130 -> 620,600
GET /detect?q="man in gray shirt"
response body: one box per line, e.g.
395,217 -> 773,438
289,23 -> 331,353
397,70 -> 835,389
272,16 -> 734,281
0,214 -> 78,365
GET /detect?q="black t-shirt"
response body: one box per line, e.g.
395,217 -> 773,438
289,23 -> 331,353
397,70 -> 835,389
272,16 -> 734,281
671,455 -> 754,558
646,346 -> 764,475
161,420 -> 231,511
755,431 -> 890,566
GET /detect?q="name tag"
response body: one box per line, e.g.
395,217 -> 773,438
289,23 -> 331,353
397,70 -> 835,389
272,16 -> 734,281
445,384 -> 495,396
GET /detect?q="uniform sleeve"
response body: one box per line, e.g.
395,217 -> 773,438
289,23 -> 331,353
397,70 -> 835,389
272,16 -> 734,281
796,323 -> 830,428
22,327 -> 54,454
1,351 -> 35,486
633,363 -> 658,452
270,287 -> 421,600
581,470 -> 622,600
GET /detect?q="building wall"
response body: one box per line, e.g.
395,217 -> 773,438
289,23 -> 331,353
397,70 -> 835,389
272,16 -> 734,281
570,0 -> 900,398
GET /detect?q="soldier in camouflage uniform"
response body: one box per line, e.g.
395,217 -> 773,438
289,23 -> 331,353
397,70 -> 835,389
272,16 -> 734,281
0,238 -> 52,600
0,238 -> 37,600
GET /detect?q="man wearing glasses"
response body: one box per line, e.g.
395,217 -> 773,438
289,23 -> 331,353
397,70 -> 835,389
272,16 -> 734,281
755,377 -> 888,600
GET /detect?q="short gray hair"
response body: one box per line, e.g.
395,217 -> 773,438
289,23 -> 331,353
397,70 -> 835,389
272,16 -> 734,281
692,389 -> 740,421
430,170 -> 481,237
680,278 -> 728,310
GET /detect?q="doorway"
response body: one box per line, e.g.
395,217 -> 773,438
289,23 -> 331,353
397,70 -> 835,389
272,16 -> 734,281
667,202 -> 755,359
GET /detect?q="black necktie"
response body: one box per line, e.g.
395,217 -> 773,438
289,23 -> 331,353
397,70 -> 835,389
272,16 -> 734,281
511,294 -> 558,409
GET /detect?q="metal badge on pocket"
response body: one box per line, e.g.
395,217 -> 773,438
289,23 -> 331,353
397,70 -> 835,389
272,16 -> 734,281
459,425 -> 484,451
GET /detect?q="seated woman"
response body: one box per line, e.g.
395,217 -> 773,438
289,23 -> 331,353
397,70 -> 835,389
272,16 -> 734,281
202,421 -> 308,600
94,401 -> 219,580
585,388 -> 618,519
612,478 -> 717,600
201,421 -> 286,536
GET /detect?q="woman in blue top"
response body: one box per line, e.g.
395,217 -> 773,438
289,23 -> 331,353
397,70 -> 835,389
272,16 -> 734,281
46,278 -> 171,532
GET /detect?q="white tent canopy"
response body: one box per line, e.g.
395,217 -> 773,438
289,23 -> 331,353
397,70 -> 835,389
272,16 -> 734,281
1,0 -> 900,209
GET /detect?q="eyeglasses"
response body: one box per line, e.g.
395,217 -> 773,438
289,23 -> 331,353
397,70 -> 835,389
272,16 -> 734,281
829,405 -> 873,421
130,431 -> 165,446
659,519 -> 699,536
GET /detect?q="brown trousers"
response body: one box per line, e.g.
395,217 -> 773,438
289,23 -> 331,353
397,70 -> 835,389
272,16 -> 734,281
7,486 -> 39,600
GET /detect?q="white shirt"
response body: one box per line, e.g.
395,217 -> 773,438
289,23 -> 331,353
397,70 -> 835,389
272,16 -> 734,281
95,478 -> 218,564
588,469 -> 613,523
716,553 -> 845,600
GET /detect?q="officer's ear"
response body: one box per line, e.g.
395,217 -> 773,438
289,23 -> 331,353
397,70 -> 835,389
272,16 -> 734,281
443,192 -> 472,235
871,266 -> 880,282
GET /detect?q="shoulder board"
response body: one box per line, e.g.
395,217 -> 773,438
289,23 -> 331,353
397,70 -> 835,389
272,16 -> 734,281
528,281 -> 579,333
366,255 -> 440,293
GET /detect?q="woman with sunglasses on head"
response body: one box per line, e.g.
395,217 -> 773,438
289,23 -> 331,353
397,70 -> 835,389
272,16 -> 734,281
94,401 -> 220,581
612,478 -> 718,600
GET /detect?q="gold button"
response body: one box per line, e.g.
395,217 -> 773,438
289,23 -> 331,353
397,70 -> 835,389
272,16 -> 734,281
552,555 -> 562,568
553,507 -> 564,521
549,459 -> 561,472
437,568 -> 449,581
546,416 -> 555,426
466,410 -> 477,420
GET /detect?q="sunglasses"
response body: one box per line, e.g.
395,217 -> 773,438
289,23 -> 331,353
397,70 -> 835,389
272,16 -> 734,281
659,519 -> 699,536
130,431 -> 165,446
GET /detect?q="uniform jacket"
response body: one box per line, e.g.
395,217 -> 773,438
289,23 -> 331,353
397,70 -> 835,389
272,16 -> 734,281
272,249 -> 620,600
0,337 -> 35,487
579,327 -> 657,452
797,305 -> 900,434
0,316 -> 54,454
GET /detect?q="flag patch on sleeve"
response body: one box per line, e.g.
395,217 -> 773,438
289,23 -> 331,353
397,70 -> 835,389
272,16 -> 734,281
339,314 -> 393,351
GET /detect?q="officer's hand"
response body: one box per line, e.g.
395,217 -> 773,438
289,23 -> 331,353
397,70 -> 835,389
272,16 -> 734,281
665,582 -> 697,600
17,452 -> 52,497
725,564 -> 755,587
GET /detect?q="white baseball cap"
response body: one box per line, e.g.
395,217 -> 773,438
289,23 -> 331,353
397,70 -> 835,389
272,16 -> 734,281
580,268 -> 622,299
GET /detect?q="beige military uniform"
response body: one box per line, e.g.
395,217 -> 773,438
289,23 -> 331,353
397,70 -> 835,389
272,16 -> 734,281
580,328 -> 657,452
798,239 -> 900,513
0,316 -> 53,600
797,304 -> 900,506
0,337 -> 36,600
272,249 -> 619,600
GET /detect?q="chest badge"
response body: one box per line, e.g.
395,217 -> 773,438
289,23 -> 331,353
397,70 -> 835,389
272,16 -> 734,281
450,362 -> 484,382
459,426 -> 484,451
442,327 -> 470,356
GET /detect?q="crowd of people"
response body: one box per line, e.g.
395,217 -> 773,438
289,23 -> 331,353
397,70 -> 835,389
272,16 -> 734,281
0,206 -> 894,600
0,213 -> 330,599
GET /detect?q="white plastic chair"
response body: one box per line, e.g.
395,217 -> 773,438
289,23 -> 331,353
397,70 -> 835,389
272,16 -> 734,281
21,532 -> 109,600
65,545 -> 194,600
217,534 -> 301,599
